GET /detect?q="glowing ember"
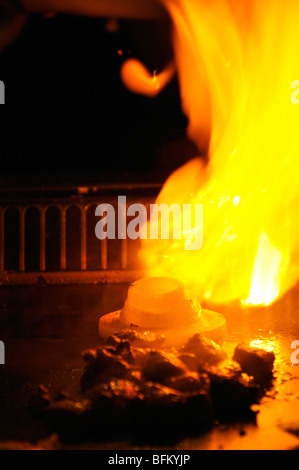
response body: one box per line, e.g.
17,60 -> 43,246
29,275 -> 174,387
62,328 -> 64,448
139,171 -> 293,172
140,0 -> 299,306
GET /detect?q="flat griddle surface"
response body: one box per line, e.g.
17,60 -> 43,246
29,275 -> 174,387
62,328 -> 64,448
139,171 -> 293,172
1,283 -> 299,450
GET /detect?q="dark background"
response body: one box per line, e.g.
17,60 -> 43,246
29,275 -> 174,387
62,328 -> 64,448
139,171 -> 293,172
0,13 -> 198,187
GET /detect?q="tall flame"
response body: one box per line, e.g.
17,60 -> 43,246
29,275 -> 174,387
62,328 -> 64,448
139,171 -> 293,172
140,0 -> 299,305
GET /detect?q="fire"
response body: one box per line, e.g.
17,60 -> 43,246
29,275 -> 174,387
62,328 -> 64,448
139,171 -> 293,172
140,0 -> 299,306
121,59 -> 175,97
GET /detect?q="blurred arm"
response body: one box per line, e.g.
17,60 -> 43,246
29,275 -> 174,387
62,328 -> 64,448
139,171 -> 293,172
16,0 -> 165,19
0,0 -> 166,50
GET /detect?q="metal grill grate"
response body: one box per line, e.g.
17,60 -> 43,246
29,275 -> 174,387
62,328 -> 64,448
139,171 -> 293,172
0,183 -> 160,285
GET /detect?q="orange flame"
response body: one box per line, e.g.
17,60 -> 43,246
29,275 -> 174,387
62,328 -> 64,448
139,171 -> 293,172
121,59 -> 175,97
140,0 -> 299,306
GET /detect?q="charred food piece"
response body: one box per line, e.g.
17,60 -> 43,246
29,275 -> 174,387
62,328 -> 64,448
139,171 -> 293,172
129,381 -> 213,435
102,336 -> 134,363
45,380 -> 141,439
180,333 -> 227,367
81,346 -> 134,392
142,350 -> 185,384
178,352 -> 199,372
164,371 -> 210,393
233,342 -> 275,385
27,385 -> 50,414
205,359 -> 260,419
44,395 -> 92,436
86,379 -> 141,432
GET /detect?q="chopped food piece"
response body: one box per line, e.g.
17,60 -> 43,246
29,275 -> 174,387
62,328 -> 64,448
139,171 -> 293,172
233,342 -> 275,384
27,385 -> 50,414
178,352 -> 198,371
164,371 -> 209,393
180,333 -> 227,366
142,350 -> 185,384
81,346 -> 133,392
129,381 -> 213,435
205,359 -> 260,418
